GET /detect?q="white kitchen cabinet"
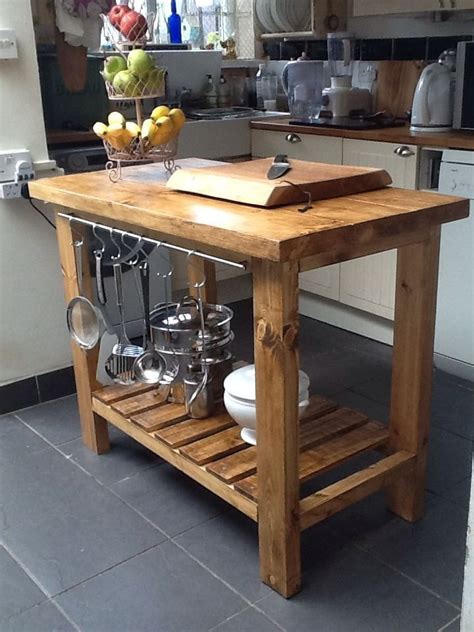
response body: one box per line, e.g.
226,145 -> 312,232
353,0 -> 474,15
251,129 -> 343,164
339,139 -> 418,318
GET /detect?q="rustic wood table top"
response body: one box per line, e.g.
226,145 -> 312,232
30,160 -> 468,263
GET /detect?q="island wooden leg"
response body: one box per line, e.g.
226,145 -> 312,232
253,258 -> 301,598
387,227 -> 441,521
56,213 -> 110,454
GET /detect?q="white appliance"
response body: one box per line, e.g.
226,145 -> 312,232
321,32 -> 371,118
435,149 -> 474,381
410,50 -> 456,133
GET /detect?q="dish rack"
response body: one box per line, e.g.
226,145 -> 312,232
100,13 -> 179,181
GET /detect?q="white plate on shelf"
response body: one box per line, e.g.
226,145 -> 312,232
270,0 -> 292,33
256,0 -> 279,34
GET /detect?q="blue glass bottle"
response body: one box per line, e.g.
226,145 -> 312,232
168,0 -> 182,44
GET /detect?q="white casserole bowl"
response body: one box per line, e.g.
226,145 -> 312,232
223,364 -> 310,445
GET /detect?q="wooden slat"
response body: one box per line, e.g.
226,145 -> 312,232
206,445 -> 256,483
131,403 -> 188,432
92,396 -> 258,521
179,426 -> 246,466
300,395 -> 338,423
234,421 -> 389,501
154,411 -> 235,448
111,389 -> 167,417
206,405 -> 366,484
300,451 -> 416,530
94,382 -> 155,405
299,408 -> 368,450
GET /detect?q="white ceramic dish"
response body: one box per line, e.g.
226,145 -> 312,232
223,364 -> 310,445
224,389 -> 309,445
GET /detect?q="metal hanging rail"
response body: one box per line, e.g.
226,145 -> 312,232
58,212 -> 247,271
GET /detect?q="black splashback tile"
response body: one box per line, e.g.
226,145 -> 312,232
37,366 -> 76,403
0,377 -> 39,415
393,38 -> 427,61
307,39 -> 328,60
427,35 -> 472,61
262,41 -> 281,60
280,40 -> 306,61
360,38 -> 393,61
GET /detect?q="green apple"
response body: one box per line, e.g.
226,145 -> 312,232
127,49 -> 154,79
113,70 -> 140,97
102,55 -> 127,82
146,68 -> 165,94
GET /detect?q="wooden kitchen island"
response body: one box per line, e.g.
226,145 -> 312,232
30,162 -> 469,599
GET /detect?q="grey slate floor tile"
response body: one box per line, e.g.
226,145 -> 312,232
0,547 -> 47,623
57,425 -> 161,486
441,474 -> 473,509
2,601 -> 75,632
441,615 -> 461,631
211,607 -> 282,631
55,540 -> 246,632
356,497 -> 469,607
426,427 -> 473,495
1,446 -> 166,596
175,509 -> 271,602
0,414 -> 50,468
431,375 -> 474,440
300,347 -> 391,397
257,546 -> 458,632
111,461 -> 228,537
15,395 -> 82,446
332,389 -> 389,423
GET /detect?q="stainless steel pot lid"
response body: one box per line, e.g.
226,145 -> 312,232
151,301 -> 233,332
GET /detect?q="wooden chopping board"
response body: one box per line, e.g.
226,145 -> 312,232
166,158 -> 392,208
375,61 -> 426,118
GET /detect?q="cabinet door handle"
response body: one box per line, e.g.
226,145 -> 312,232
439,0 -> 445,7
394,145 -> 415,158
285,133 -> 302,143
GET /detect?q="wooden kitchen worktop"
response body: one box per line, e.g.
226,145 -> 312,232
250,117 -> 474,151
29,161 -> 468,264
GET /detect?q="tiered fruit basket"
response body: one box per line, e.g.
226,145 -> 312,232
97,9 -> 183,181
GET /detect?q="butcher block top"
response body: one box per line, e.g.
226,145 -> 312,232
29,159 -> 469,263
166,158 -> 392,207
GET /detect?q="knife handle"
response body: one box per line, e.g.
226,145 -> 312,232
275,154 -> 288,163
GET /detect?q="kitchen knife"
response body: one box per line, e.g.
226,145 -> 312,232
267,154 -> 291,180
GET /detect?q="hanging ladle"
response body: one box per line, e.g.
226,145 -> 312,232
133,242 -> 167,385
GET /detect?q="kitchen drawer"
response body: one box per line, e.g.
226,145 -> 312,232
251,129 -> 343,164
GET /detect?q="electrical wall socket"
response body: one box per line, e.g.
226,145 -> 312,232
0,150 -> 34,199
0,181 -> 22,199
0,29 -> 17,59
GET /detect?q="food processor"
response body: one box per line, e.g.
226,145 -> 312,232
321,32 -> 372,119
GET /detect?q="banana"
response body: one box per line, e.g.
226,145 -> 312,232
107,111 -> 126,127
93,122 -> 108,138
141,118 -> 158,144
168,108 -> 186,132
106,123 -> 128,150
125,121 -> 141,139
150,105 -> 170,122
151,115 -> 175,146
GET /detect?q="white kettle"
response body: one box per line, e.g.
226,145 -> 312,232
410,50 -> 456,133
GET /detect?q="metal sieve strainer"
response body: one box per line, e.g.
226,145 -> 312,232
66,238 -> 101,350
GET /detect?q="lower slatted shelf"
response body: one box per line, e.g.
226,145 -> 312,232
93,382 -> 414,529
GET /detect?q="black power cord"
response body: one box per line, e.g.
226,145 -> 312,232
21,183 -> 56,230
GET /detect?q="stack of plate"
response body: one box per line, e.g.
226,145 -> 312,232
254,0 -> 312,34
